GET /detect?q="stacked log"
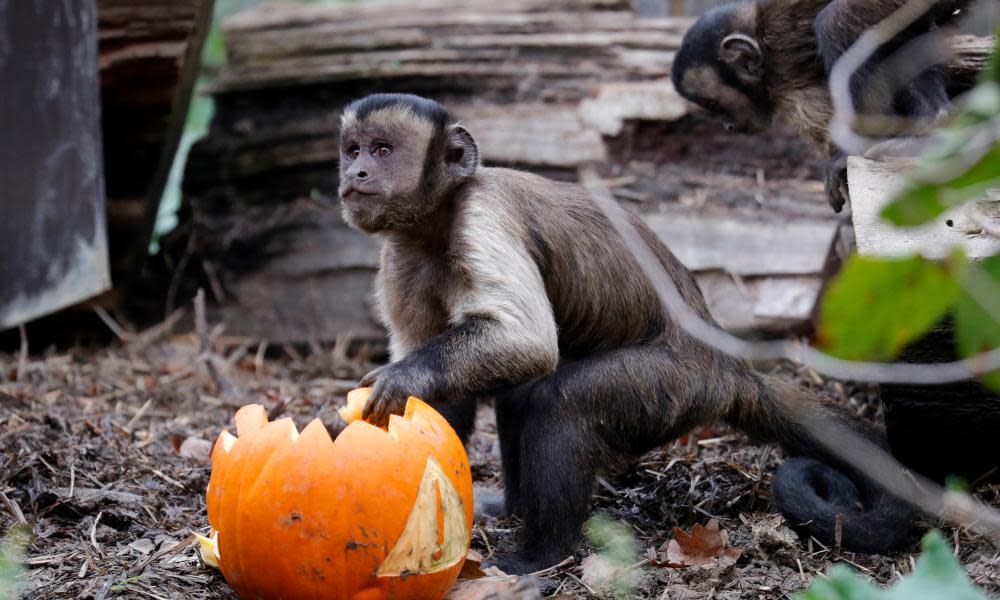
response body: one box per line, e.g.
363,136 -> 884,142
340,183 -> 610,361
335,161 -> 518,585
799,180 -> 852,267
98,0 -> 213,280
171,0 -> 991,342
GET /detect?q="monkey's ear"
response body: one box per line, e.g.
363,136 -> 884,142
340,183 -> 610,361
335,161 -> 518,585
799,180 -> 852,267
445,124 -> 479,178
720,33 -> 763,82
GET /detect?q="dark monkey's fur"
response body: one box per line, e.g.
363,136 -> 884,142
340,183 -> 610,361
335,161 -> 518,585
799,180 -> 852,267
671,0 -> 975,211
338,93 -> 913,572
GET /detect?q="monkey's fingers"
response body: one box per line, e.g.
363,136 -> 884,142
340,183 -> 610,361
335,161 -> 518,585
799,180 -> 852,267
361,387 -> 406,427
359,367 -> 384,388
824,157 -> 849,213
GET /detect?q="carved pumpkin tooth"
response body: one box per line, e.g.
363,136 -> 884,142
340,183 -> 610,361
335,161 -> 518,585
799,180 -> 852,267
234,404 -> 268,437
220,430 -> 237,453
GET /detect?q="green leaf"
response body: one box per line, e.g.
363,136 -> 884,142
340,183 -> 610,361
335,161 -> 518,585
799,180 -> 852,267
0,524 -> 31,600
954,255 -> 1000,392
819,255 -> 960,361
888,531 -> 990,600
585,514 -> 637,566
882,142 -> 1000,227
797,531 -> 990,600
798,565 -> 884,600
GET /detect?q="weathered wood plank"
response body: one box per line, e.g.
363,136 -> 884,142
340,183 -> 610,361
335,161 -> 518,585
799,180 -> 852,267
456,105 -> 608,167
223,0 -> 632,33
0,0 -> 111,329
848,156 -> 1000,260
644,213 -> 839,276
579,80 -> 688,135
695,273 -> 823,333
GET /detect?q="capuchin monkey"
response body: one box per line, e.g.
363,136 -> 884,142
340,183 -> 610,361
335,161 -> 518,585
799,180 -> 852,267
671,0 -> 976,212
338,93 -> 913,573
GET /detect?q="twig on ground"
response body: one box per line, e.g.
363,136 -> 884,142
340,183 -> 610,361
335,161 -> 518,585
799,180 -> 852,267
16,324 -> 28,382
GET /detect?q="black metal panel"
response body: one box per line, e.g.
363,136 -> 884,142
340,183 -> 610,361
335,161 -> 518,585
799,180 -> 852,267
0,0 -> 110,329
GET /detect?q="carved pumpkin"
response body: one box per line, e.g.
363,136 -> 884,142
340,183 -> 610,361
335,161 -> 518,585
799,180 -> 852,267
205,390 -> 474,600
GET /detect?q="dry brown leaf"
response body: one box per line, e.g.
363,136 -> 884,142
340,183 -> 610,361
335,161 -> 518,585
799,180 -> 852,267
176,436 -> 213,463
650,518 -> 742,568
675,424 -> 723,446
459,548 -> 486,580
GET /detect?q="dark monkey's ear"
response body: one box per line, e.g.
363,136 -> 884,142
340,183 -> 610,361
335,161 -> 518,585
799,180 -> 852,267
445,124 -> 479,178
720,32 -> 763,82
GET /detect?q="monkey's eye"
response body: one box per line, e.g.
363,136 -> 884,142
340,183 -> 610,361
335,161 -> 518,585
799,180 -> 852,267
346,145 -> 360,160
372,143 -> 392,158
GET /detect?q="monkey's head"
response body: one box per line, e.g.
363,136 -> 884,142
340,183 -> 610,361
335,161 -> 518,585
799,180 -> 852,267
671,3 -> 772,134
338,93 -> 479,234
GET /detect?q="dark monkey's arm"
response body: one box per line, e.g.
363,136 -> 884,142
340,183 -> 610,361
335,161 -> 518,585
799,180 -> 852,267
362,196 -> 559,425
815,0 -> 975,69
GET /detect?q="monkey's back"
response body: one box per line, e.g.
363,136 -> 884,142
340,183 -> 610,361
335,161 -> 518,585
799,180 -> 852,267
468,168 -> 713,359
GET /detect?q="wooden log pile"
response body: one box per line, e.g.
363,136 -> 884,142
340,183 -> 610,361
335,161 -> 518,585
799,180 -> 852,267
170,0 -> 991,342
98,0 -> 213,280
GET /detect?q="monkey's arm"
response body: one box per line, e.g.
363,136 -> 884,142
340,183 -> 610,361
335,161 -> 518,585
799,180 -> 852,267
814,0 -> 909,70
815,0 -> 973,70
362,200 -> 559,425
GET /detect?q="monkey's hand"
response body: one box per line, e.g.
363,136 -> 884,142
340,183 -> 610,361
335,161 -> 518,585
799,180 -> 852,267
824,155 -> 849,213
360,359 -> 446,427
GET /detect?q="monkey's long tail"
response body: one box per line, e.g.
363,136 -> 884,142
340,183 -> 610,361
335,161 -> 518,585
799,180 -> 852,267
729,373 -> 916,554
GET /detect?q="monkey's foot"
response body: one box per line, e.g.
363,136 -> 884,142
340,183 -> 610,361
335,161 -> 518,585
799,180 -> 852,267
473,485 -> 510,519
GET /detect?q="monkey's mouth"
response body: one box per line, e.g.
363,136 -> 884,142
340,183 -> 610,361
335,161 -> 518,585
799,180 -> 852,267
340,186 -> 381,200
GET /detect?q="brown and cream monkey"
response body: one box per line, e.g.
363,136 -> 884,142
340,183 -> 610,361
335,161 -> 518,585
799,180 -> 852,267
671,0 -> 976,212
338,93 -> 913,573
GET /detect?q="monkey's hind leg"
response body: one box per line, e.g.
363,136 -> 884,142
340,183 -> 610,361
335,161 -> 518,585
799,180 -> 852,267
493,346 -> 707,574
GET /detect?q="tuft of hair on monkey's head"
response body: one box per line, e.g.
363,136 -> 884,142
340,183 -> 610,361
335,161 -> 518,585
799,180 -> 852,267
671,2 -> 772,134
337,93 -> 479,235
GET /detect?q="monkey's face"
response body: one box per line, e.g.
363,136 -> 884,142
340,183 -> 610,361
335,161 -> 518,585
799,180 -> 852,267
338,112 -> 436,233
338,99 -> 480,235
675,65 -> 772,134
672,3 -> 773,135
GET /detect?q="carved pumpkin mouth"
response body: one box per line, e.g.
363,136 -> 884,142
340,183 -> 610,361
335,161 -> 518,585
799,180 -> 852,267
203,393 -> 473,599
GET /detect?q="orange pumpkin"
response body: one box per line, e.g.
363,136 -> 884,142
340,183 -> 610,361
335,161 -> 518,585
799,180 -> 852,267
205,389 -> 474,600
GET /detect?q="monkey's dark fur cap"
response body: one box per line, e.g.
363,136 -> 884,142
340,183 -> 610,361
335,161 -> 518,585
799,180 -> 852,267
344,93 -> 453,129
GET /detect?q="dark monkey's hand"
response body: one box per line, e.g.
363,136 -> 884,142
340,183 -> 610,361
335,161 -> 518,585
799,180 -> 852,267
824,155 -> 849,213
359,358 -> 446,427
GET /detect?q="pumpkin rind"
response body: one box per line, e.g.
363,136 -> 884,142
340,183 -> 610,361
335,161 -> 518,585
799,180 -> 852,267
205,395 -> 473,600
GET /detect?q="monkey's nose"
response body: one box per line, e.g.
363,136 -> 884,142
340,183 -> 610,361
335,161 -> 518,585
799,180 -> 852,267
357,170 -> 368,179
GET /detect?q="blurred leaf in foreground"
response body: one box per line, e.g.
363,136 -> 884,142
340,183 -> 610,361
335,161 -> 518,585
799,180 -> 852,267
0,523 -> 31,600
798,530 -> 989,600
818,254 -> 960,361
954,254 -> 1000,392
881,38 -> 1000,228
582,514 -> 638,600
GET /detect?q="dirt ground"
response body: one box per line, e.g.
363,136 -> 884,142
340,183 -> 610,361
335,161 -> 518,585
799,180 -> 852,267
2,322 -> 999,600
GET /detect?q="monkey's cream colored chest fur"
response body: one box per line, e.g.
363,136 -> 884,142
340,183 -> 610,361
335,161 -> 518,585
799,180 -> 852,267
376,245 -> 461,360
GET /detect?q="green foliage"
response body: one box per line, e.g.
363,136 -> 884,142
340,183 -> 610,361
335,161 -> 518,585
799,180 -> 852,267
584,514 -> 638,600
819,36 -> 1000,393
0,524 -> 31,600
818,255 -> 960,361
798,531 -> 990,600
881,35 -> 1000,227
953,255 -> 1000,390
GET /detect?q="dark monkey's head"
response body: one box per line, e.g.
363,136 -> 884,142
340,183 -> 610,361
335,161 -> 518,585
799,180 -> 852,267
337,93 -> 479,233
671,3 -> 773,134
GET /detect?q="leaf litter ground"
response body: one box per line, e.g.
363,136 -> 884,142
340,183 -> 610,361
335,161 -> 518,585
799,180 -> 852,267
2,329 -> 999,599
